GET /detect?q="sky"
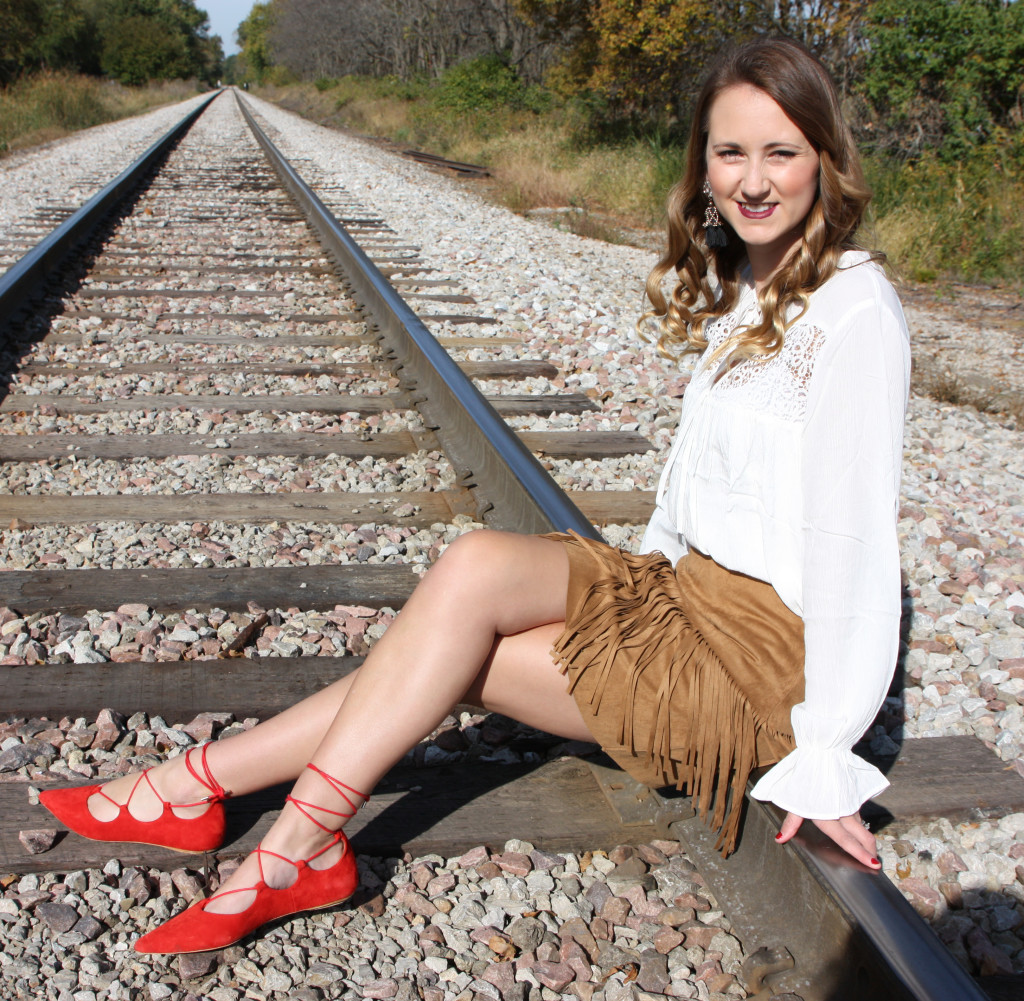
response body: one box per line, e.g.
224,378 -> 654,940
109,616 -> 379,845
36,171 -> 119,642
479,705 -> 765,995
205,0 -> 256,56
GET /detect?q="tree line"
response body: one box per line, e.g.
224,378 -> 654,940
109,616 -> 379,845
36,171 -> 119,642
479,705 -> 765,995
236,0 -> 553,87
237,0 -> 1024,160
0,0 -> 222,86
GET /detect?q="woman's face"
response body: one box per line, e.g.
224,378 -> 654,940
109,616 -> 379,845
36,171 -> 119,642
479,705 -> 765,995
705,84 -> 820,282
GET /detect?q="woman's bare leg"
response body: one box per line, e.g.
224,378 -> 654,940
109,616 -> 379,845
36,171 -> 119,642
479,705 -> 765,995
88,671 -> 363,822
193,530 -> 590,912
90,532 -> 590,879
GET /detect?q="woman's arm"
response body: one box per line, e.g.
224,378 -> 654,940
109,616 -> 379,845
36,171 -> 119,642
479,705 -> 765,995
750,279 -> 911,855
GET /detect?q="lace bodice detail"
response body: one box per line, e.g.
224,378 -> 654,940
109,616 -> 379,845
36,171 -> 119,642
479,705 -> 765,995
693,307 -> 827,423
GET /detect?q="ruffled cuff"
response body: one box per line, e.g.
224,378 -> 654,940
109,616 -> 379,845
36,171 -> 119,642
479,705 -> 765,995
749,746 -> 889,820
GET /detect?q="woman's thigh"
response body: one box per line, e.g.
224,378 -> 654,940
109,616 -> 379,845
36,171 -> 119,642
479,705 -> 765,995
464,622 -> 595,743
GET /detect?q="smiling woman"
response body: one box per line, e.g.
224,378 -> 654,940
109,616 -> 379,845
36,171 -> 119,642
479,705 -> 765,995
647,37 -> 875,369
705,84 -> 820,284
637,35 -> 909,859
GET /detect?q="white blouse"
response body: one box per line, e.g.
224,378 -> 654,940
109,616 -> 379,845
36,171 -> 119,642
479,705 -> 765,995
640,251 -> 911,820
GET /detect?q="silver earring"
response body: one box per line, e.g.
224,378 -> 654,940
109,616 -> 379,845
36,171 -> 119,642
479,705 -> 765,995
702,179 -> 728,248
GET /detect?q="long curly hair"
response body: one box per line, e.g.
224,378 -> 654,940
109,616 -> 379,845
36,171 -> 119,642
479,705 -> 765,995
644,37 -> 879,366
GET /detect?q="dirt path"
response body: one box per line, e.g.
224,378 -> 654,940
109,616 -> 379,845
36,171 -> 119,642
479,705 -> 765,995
900,282 -> 1024,423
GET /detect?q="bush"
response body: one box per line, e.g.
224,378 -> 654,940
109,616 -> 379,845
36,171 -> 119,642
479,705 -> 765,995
865,143 -> 1024,284
863,0 -> 1024,160
434,55 -> 536,115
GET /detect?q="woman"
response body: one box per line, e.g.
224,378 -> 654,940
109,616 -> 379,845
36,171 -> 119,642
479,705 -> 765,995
39,36 -> 909,954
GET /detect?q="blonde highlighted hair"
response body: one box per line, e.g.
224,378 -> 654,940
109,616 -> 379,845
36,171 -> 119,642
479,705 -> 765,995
645,37 -> 880,366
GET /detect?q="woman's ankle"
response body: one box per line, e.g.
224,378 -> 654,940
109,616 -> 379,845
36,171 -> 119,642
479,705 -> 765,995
162,745 -> 226,816
266,800 -> 343,859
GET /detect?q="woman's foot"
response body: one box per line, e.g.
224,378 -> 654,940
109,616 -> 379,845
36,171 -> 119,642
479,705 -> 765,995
86,750 -> 218,823
204,818 -> 348,914
133,828 -> 358,954
39,743 -> 229,852
134,763 -> 368,953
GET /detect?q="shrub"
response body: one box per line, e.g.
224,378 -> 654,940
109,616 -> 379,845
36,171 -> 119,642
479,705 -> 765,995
434,55 -> 532,115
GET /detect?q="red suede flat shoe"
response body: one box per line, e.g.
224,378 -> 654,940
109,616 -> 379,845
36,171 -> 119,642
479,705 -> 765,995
39,742 -> 228,853
134,763 -> 368,954
134,830 -> 359,954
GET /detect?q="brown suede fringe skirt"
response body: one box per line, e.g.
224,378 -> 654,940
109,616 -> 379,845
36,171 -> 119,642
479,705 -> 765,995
547,532 -> 805,854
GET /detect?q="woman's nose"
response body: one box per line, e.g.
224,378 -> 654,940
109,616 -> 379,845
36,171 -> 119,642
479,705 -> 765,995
741,161 -> 770,199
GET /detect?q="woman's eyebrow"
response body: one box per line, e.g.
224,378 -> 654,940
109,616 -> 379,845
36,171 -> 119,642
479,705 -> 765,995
709,139 -> 804,150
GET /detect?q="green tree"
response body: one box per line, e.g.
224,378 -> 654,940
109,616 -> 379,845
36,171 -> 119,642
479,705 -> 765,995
0,0 -> 106,82
95,0 -> 219,84
863,0 -> 1024,158
0,0 -> 45,83
237,1 -> 279,84
34,0 -> 100,74
102,13 -> 191,84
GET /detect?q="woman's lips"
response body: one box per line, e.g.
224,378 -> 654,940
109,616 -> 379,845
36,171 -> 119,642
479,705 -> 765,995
738,203 -> 776,219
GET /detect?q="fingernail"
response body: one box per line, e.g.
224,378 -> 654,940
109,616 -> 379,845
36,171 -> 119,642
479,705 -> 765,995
774,833 -> 783,842
870,857 -> 880,866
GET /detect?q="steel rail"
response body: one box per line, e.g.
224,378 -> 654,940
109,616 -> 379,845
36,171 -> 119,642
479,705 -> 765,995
232,95 -> 991,1001
0,91 -> 220,336
671,790 -> 991,1001
234,91 -> 599,539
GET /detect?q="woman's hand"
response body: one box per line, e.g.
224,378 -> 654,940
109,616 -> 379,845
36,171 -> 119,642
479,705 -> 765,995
775,811 -> 880,869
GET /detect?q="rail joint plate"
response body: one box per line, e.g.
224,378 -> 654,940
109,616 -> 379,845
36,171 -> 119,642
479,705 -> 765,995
586,756 -> 695,838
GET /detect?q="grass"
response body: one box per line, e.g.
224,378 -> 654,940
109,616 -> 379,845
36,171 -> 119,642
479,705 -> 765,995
259,74 -> 1024,290
864,144 -> 1024,287
257,75 -> 682,238
0,72 -> 201,157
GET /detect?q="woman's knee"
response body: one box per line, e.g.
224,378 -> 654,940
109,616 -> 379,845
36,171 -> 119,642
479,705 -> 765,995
420,529 -> 568,630
430,529 -> 512,581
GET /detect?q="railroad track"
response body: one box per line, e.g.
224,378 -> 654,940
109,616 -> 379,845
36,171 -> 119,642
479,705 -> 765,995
0,90 -> 1003,1001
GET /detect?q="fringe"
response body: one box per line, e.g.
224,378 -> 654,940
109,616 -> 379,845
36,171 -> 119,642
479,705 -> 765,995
549,533 -> 794,856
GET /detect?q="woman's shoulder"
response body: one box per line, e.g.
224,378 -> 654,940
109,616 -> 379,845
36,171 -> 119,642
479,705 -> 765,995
810,250 -> 904,324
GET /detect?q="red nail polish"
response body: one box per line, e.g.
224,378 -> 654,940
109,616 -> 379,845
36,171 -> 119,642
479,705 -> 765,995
870,857 -> 880,866
775,833 -> 783,842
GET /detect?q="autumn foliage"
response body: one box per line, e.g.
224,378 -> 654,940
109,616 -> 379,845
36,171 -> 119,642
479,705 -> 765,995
242,0 -> 1023,163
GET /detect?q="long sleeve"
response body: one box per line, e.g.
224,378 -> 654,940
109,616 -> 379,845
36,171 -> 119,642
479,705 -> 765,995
750,290 -> 910,817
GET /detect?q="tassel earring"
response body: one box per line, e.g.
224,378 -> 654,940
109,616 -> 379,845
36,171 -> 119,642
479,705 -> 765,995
702,180 -> 728,248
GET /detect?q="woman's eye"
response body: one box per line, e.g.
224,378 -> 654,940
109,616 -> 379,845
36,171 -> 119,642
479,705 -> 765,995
770,150 -> 797,159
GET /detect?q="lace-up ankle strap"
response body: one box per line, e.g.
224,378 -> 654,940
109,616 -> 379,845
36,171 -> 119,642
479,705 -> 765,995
182,743 -> 229,805
285,764 -> 369,834
95,769 -> 153,809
